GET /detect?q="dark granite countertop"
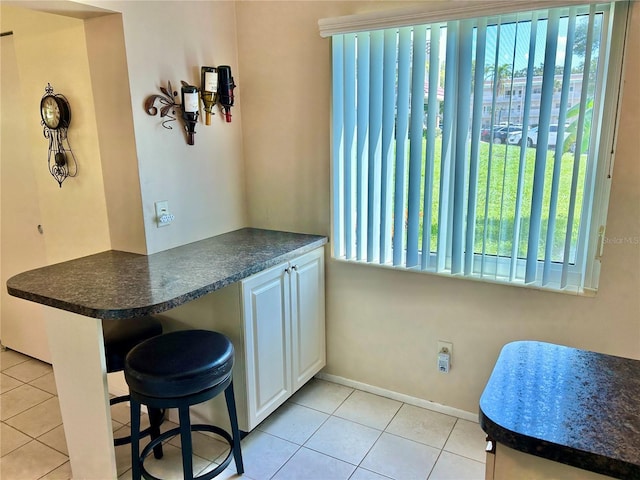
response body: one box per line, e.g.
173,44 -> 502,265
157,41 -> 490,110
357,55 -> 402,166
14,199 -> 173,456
479,341 -> 640,479
7,228 -> 327,320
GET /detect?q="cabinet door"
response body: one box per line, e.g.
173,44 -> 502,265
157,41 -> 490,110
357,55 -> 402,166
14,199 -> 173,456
290,248 -> 326,392
241,263 -> 292,429
494,443 -> 615,480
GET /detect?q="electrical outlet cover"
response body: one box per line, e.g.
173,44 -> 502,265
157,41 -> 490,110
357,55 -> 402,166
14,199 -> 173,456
438,352 -> 450,373
437,341 -> 453,370
155,201 -> 171,227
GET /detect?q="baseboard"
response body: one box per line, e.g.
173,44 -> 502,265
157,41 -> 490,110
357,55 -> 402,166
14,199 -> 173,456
315,372 -> 478,423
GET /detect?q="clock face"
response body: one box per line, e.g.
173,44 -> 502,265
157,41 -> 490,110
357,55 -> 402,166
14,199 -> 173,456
40,95 -> 70,129
41,96 -> 60,129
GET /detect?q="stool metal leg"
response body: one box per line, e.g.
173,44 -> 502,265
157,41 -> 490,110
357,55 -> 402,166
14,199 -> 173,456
178,405 -> 194,480
130,397 -> 142,480
224,381 -> 244,474
148,407 -> 164,459
111,394 -> 165,450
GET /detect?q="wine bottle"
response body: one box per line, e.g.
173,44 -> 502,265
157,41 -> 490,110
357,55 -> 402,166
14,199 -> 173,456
217,66 -> 236,123
201,66 -> 218,125
181,85 -> 199,145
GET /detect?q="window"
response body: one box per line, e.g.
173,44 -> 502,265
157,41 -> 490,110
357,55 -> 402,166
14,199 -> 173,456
325,2 -> 628,294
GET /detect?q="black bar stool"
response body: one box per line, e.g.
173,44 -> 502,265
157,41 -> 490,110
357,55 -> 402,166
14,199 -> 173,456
102,316 -> 164,458
124,329 -> 244,480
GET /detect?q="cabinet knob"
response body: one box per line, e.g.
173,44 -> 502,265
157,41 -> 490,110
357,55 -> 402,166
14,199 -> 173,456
291,265 -> 298,271
485,436 -> 496,454
284,267 -> 291,274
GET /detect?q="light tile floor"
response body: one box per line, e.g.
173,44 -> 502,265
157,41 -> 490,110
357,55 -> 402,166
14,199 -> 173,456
1,348 -> 487,480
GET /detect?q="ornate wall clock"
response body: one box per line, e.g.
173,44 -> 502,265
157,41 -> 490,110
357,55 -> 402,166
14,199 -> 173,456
40,83 -> 77,187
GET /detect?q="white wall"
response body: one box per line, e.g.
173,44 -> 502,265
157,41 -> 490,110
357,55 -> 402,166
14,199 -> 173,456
0,1 -> 248,358
1,30 -> 49,360
0,6 -> 113,360
0,6 -> 112,263
235,1 -> 640,414
84,12 -> 147,254
93,0 -> 248,254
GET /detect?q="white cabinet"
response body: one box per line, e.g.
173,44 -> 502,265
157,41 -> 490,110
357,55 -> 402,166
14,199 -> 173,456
241,261 -> 292,428
290,249 -> 326,391
487,443 -> 616,480
241,248 -> 325,429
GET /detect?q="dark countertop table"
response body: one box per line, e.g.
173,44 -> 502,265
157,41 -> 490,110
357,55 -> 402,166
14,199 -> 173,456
7,228 -> 327,320
5,227 -> 327,479
479,340 -> 640,479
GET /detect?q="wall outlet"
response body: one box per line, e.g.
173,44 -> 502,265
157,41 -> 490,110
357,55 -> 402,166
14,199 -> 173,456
438,352 -> 450,373
437,341 -> 453,373
155,200 -> 174,227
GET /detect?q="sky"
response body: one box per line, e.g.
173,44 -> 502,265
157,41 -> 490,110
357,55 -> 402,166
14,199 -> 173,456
438,11 -> 603,75
491,12 -> 602,71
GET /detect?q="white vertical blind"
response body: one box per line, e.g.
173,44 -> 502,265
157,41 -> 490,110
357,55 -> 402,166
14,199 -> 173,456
465,18 -> 487,276
422,24 -> 441,271
543,8 -> 577,286
356,33 -> 370,261
452,19 -> 473,275
406,25 -> 427,268
368,30 -> 383,263
330,2 -> 626,294
562,3 -> 597,288
392,28 -> 411,267
525,9 -> 559,283
380,29 -> 397,265
437,22 -> 457,273
509,13 -> 538,282
331,35 -> 344,260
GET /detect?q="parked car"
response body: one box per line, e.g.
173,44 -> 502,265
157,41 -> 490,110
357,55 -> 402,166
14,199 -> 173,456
508,127 -> 536,147
481,125 -> 522,144
480,126 -> 497,142
508,124 -> 574,151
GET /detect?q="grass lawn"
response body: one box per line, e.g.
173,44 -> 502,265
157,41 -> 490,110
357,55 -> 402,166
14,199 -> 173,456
407,136 -> 586,263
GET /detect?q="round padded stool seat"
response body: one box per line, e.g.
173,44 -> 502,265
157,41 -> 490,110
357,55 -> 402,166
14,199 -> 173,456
103,316 -> 163,373
125,330 -> 243,480
125,330 -> 234,399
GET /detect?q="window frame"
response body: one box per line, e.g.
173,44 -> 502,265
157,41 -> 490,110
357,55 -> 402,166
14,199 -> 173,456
323,1 -> 630,295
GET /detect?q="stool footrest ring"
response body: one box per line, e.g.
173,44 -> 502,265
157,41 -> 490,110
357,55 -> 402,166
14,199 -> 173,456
139,424 -> 234,480
110,395 -> 165,447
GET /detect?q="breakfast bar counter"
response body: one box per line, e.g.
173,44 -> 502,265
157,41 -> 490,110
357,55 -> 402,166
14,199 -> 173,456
7,228 -> 327,319
6,228 -> 327,479
479,341 -> 640,480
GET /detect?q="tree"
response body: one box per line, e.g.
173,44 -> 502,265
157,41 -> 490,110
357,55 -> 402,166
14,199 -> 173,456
573,20 -> 602,61
533,62 -> 545,77
564,98 -> 593,154
485,63 -> 512,97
